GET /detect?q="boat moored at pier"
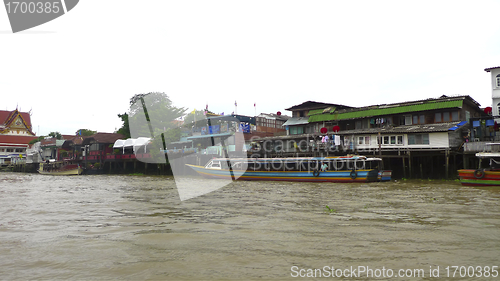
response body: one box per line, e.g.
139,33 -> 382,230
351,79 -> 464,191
38,161 -> 83,175
458,150 -> 500,187
187,155 -> 389,183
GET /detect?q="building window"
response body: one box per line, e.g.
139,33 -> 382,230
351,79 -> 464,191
496,74 -> 500,87
290,126 -> 304,135
381,135 -> 403,145
435,112 -> 442,123
408,134 -> 430,145
358,136 -> 370,145
405,115 -> 412,125
355,120 -> 362,129
413,115 -> 418,124
451,111 -> 459,121
443,112 -> 450,122
90,143 -> 100,151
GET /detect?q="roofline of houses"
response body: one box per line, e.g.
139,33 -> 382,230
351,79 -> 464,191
485,66 -> 500,72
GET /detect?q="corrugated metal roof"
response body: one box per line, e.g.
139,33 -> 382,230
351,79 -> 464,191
308,100 -> 463,122
285,101 -> 351,111
485,66 -> 500,72
336,122 -> 462,135
308,107 -> 336,116
282,117 -> 309,126
307,109 -> 325,116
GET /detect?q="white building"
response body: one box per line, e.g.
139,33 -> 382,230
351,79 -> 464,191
485,66 -> 500,116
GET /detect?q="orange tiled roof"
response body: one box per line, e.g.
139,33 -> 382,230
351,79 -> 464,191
0,135 -> 38,147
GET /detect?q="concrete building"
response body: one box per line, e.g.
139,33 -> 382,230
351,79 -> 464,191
485,66 -> 500,117
251,95 -> 486,179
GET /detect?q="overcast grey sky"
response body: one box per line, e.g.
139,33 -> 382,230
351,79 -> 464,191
2,0 -> 500,136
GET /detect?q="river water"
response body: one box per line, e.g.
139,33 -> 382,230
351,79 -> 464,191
0,172 -> 499,280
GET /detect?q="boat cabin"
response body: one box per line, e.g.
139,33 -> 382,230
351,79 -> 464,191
204,156 -> 383,172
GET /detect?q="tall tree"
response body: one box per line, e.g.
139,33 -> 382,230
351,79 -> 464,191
116,113 -> 130,139
125,92 -> 186,164
128,92 -> 187,138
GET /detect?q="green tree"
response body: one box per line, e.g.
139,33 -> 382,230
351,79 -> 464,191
128,92 -> 187,138
125,92 -> 186,164
75,129 -> 97,136
48,131 -> 62,139
116,113 -> 130,139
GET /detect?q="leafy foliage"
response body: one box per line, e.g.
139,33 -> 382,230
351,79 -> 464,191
48,131 -> 62,139
128,92 -> 187,138
114,92 -> 187,164
116,113 -> 130,139
75,129 -> 97,136
29,135 -> 45,145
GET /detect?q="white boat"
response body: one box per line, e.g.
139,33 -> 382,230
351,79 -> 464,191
187,155 -> 391,183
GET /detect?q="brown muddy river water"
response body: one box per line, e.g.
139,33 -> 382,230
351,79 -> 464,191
0,172 -> 499,280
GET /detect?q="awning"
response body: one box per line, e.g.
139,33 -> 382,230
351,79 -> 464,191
113,139 -> 126,148
448,121 -> 467,131
123,139 -> 135,147
282,117 -> 309,127
113,138 -> 151,152
133,137 -> 150,153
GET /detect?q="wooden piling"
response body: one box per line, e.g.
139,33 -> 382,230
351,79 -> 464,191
402,156 -> 406,179
445,150 -> 450,179
408,151 -> 412,179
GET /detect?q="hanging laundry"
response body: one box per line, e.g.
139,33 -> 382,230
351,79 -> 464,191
334,135 -> 341,145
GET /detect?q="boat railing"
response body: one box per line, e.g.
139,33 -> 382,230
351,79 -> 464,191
205,157 -> 381,172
